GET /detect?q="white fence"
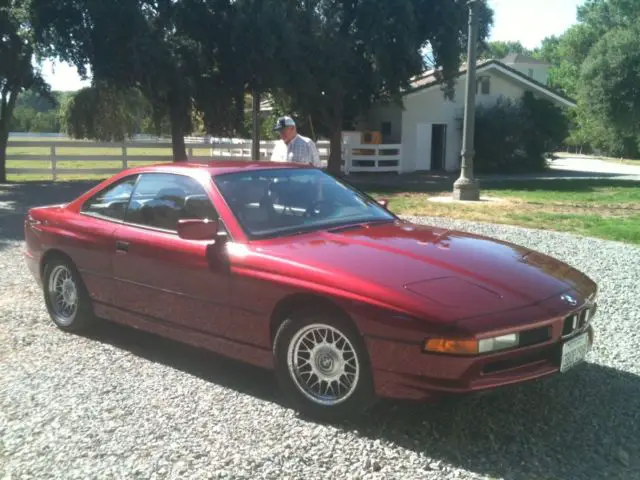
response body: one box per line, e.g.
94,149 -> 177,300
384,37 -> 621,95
6,138 -> 402,179
343,144 -> 402,174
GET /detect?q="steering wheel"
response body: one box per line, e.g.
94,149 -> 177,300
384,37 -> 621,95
304,199 -> 338,218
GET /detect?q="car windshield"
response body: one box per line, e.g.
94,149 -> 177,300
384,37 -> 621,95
212,168 -> 395,239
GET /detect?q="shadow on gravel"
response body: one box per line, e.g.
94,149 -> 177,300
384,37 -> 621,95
79,319 -> 638,480
79,320 -> 283,406
0,181 -> 98,253
348,365 -> 639,480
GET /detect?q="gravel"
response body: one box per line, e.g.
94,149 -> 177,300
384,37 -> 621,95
1,186 -> 639,480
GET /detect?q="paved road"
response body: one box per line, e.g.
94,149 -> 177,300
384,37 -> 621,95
474,157 -> 640,182
549,156 -> 640,177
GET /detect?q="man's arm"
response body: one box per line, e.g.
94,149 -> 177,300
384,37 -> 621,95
271,141 -> 284,162
308,141 -> 321,167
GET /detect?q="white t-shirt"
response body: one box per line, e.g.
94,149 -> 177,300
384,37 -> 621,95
270,134 -> 321,166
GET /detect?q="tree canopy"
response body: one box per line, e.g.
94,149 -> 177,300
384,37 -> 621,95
533,0 -> 640,157
1,0 -> 52,182
59,83 -> 150,142
477,40 -> 530,60
579,22 -> 640,157
24,0 -> 494,173
271,0 -> 494,173
31,0 -> 205,160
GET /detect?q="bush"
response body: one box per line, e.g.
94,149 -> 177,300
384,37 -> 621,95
473,92 -> 569,173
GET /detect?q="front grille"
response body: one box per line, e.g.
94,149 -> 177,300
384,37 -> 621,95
482,347 -> 552,374
519,326 -> 551,347
562,305 -> 594,337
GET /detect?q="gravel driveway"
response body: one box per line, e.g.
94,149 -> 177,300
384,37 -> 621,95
1,182 -> 639,480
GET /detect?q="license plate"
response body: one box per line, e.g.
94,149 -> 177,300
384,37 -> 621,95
560,331 -> 590,373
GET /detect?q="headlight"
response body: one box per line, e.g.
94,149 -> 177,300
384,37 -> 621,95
423,333 -> 520,355
478,333 -> 519,353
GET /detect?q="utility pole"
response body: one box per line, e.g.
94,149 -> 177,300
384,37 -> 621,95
251,89 -> 260,161
453,0 -> 480,201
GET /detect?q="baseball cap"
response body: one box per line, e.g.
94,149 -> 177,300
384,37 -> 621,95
273,116 -> 296,131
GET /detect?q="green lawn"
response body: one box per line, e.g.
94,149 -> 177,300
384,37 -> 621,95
6,140 -> 215,181
364,178 -> 640,245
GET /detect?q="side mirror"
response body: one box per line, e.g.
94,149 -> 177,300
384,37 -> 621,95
377,199 -> 389,208
177,218 -> 219,240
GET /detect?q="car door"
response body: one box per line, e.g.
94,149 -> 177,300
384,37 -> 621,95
111,171 -> 232,338
72,174 -> 140,307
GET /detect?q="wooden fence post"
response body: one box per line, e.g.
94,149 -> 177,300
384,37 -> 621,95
50,145 -> 57,181
122,145 -> 128,170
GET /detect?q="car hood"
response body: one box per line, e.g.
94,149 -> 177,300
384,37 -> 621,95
244,220 -> 596,322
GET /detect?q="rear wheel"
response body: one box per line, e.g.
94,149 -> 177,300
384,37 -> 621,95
43,257 -> 96,332
273,308 -> 376,422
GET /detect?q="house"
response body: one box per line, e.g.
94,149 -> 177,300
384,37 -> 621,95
353,54 -> 576,173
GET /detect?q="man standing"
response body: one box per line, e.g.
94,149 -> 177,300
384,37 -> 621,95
270,116 -> 321,167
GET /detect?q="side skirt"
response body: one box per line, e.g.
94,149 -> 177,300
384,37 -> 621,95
93,301 -> 274,370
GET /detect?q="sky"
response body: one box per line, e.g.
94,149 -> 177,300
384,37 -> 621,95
40,0 -> 587,92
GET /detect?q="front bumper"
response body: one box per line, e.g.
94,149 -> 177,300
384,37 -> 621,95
23,248 -> 43,287
365,320 -> 594,402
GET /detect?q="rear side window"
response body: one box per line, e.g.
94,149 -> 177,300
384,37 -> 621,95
81,175 -> 139,221
124,173 -> 218,231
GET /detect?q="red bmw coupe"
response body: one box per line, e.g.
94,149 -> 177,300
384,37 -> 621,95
24,161 -> 597,421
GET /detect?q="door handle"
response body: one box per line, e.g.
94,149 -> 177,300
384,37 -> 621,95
115,240 -> 130,252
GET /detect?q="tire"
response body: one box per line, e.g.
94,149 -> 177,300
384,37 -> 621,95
43,256 -> 96,332
273,308 -> 376,422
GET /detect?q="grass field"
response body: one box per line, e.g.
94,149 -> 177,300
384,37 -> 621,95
364,178 -> 640,245
6,139 -> 640,244
6,141 -> 224,182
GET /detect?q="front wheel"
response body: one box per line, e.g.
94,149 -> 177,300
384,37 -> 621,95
43,257 -> 96,332
273,309 -> 376,422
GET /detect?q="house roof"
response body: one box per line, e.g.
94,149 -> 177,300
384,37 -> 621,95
408,58 -> 494,91
501,52 -> 549,65
404,59 -> 575,108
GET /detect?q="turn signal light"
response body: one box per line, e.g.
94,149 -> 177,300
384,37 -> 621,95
424,333 -> 521,355
423,338 -> 478,355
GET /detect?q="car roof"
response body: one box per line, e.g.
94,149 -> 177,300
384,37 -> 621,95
126,160 -> 313,177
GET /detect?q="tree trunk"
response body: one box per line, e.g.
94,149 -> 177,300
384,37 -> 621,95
0,129 -> 8,184
0,87 -> 19,183
251,90 -> 261,161
168,92 -> 188,162
170,119 -> 187,162
327,127 -> 343,175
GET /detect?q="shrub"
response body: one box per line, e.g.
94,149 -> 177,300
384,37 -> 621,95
473,91 -> 569,173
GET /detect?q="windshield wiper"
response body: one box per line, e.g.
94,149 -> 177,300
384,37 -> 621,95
326,218 -> 395,233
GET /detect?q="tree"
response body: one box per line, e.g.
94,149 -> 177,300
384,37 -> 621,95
229,0 -> 292,158
579,22 -> 640,158
473,92 -> 569,173
59,83 -> 150,142
0,0 -> 51,182
276,0 -> 493,174
30,0 -> 209,161
535,0 -> 640,98
533,0 -> 640,156
477,40 -> 530,60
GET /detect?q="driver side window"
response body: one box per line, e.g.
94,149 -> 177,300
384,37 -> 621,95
81,175 -> 139,221
124,173 -> 218,232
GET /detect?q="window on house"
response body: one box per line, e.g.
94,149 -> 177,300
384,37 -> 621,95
477,76 -> 490,95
